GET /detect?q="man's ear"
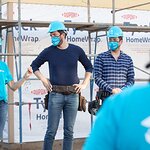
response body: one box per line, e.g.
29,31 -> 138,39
62,32 -> 67,39
120,39 -> 123,45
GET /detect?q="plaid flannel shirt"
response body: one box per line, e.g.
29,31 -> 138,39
94,50 -> 135,93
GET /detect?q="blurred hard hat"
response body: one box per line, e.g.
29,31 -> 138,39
48,21 -> 67,33
107,26 -> 123,38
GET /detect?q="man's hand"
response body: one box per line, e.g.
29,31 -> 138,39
41,78 -> 52,92
73,83 -> 87,93
112,88 -> 122,94
23,67 -> 33,80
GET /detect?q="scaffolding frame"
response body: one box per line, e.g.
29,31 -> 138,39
0,0 -> 149,147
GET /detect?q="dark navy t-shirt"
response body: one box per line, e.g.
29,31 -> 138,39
31,44 -> 93,85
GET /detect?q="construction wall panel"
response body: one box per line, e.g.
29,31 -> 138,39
1,2 -> 150,143
2,0 -> 150,10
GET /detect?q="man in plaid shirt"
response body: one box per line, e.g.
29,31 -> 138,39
94,26 -> 135,103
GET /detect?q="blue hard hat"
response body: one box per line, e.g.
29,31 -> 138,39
48,21 -> 67,33
107,26 -> 123,38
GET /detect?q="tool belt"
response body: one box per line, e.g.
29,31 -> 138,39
44,85 -> 87,112
88,99 -> 101,115
52,85 -> 76,95
96,89 -> 112,101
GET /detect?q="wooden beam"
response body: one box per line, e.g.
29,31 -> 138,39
0,20 -> 149,32
7,2 -> 15,143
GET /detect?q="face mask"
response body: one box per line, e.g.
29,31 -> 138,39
51,36 -> 61,46
108,41 -> 119,51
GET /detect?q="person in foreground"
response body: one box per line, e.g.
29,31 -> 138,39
31,21 -> 93,150
83,63 -> 150,150
0,61 -> 32,141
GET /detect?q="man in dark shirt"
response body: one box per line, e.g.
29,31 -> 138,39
31,21 -> 93,150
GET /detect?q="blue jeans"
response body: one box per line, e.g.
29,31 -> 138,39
0,100 -> 8,140
43,92 -> 79,150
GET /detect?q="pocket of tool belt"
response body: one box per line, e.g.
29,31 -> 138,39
78,93 -> 87,112
44,92 -> 49,110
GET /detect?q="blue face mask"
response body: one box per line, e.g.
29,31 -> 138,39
51,36 -> 61,46
108,41 -> 119,51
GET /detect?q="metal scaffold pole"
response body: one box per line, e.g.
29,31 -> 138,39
112,0 -> 115,26
18,0 -> 23,145
87,0 -> 94,127
0,0 -> 2,60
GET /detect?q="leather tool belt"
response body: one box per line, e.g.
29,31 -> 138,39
97,89 -> 112,101
52,85 -> 76,95
44,86 -> 87,112
44,91 -> 87,112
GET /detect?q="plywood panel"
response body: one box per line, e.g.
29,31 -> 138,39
1,0 -> 150,10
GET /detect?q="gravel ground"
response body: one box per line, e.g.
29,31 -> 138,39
0,138 -> 85,150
